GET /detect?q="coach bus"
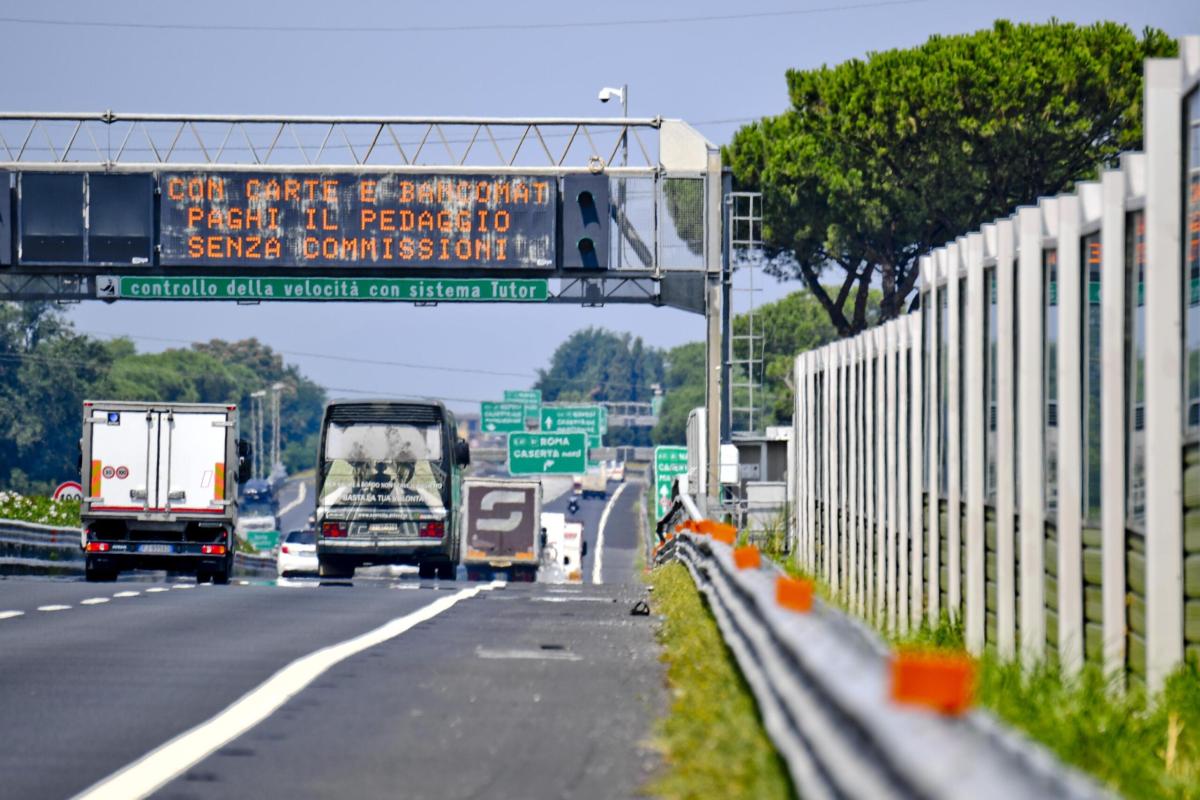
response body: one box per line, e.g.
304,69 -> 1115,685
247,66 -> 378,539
314,399 -> 470,579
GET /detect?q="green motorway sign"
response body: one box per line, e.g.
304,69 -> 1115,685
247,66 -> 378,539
99,276 -> 549,302
481,402 -> 526,433
245,530 -> 280,552
508,432 -> 587,475
541,405 -> 603,436
504,389 -> 542,405
654,446 -> 689,517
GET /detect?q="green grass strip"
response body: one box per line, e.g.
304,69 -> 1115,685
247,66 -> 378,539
647,561 -> 795,800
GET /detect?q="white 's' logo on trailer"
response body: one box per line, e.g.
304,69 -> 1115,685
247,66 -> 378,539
477,490 -> 526,532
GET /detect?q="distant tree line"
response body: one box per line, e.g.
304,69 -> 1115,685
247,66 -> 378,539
0,302 -> 326,493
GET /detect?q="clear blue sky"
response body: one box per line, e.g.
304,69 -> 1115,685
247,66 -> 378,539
1,1 -> 1193,412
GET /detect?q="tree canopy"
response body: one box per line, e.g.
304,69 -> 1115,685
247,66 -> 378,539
0,303 -> 327,491
726,20 -> 1176,335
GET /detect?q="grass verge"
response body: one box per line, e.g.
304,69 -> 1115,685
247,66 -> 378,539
647,561 -> 795,800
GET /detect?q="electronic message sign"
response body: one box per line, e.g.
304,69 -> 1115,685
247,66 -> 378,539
158,172 -> 557,269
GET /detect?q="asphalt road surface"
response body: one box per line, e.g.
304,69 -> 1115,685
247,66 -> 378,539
0,480 -> 659,800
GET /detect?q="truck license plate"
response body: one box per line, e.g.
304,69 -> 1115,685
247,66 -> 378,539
138,544 -> 173,554
368,524 -> 399,533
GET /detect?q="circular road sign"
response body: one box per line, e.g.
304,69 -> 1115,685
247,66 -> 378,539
53,481 -> 84,501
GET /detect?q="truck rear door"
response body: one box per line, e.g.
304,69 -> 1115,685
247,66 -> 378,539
88,407 -> 160,512
160,409 -> 230,514
465,482 -> 538,560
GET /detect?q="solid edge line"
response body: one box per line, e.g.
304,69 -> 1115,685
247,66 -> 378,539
591,482 -> 631,585
71,580 -> 504,800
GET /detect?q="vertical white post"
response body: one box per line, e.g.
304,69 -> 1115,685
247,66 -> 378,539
806,352 -> 817,573
947,241 -> 963,621
1018,205 -> 1047,667
794,354 -> 806,564
876,326 -> 888,626
925,252 -> 941,624
868,331 -> 878,614
849,340 -> 860,612
909,312 -> 925,628
1100,168 -> 1128,682
887,322 -> 900,631
897,320 -> 911,633
966,232 -> 986,654
1143,56 -> 1184,692
825,346 -> 835,586
835,347 -> 844,597
1057,194 -> 1085,676
839,341 -> 850,598
996,218 -> 1018,660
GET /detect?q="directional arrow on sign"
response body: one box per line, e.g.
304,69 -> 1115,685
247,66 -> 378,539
543,459 -> 555,470
544,415 -> 553,429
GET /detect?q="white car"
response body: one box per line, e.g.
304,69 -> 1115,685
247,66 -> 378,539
608,462 -> 625,482
276,529 -> 318,577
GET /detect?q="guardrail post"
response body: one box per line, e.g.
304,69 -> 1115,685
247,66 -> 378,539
1143,55 -> 1184,692
849,339 -> 861,613
996,217 -> 1018,659
897,320 -> 910,633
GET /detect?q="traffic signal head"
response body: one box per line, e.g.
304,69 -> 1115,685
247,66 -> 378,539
561,174 -> 610,268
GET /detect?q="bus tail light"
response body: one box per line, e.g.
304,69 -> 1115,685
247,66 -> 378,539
323,521 -> 348,538
419,521 -> 444,539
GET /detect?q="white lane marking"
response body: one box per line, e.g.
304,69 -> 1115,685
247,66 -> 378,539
591,482 -> 630,585
531,596 -> 611,603
72,580 -> 506,800
475,646 -> 581,662
145,587 -> 169,594
277,480 -> 308,519
81,598 -> 110,606
0,610 -> 24,620
171,584 -> 194,590
38,605 -> 71,612
112,591 -> 140,598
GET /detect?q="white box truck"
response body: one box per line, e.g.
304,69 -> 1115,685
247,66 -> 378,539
79,401 -> 251,583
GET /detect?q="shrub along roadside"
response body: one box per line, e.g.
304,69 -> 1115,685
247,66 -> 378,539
647,562 -> 795,800
0,491 -> 80,527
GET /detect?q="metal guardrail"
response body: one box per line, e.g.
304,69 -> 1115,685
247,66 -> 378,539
656,504 -> 1109,800
0,518 -> 277,578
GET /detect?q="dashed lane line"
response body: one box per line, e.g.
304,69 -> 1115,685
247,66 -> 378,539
112,591 -> 140,598
72,580 -> 507,800
170,584 -> 194,590
591,482 -> 631,585
0,610 -> 24,620
80,598 -> 110,606
145,587 -> 170,593
38,605 -> 71,612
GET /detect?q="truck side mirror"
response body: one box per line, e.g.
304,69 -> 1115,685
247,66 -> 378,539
455,439 -> 471,467
582,540 -> 588,557
540,528 -> 547,549
237,439 -> 253,483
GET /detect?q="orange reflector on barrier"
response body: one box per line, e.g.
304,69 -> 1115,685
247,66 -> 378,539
889,650 -> 975,715
733,545 -> 761,570
776,576 -> 814,611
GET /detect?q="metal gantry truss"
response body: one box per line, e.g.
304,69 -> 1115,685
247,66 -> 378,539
0,111 -> 719,312
0,112 -> 664,174
727,192 -> 766,433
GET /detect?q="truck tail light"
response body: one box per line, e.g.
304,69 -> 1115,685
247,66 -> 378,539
85,542 -> 111,553
419,521 -> 444,539
322,522 -> 348,538
201,544 -> 227,555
